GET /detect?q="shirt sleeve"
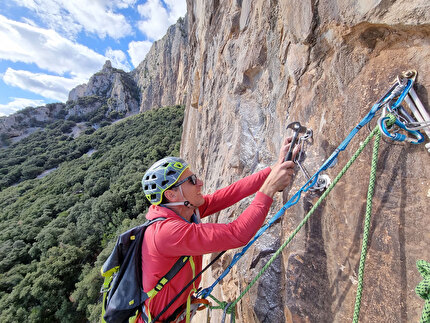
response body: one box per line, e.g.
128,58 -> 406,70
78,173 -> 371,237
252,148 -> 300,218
155,192 -> 273,256
198,167 -> 271,218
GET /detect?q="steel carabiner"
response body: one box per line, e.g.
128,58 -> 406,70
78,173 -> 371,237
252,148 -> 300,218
378,115 -> 425,144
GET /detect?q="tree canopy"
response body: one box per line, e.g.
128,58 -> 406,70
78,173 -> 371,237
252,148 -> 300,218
0,105 -> 184,322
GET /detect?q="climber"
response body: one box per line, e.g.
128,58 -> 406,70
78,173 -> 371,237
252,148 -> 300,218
139,137 -> 298,323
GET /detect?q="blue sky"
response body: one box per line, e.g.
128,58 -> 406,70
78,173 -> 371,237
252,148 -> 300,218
0,0 -> 186,116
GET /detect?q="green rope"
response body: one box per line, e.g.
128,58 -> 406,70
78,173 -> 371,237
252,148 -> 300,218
207,295 -> 235,323
416,260 -> 430,323
352,127 -> 381,323
207,294 -> 227,310
225,123 -> 383,311
206,115 -> 399,321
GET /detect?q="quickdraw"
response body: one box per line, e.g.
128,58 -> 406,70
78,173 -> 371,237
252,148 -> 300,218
294,128 -> 332,191
198,69 -> 429,300
387,70 -> 430,152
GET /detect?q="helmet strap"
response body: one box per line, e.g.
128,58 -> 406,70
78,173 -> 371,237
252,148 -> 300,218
162,186 -> 195,208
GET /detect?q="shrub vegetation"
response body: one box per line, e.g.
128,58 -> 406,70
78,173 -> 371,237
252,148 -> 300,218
0,105 -> 184,321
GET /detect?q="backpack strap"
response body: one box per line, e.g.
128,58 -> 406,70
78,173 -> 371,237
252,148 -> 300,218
146,255 -> 190,299
142,218 -> 191,322
100,217 -> 176,323
145,217 -> 190,299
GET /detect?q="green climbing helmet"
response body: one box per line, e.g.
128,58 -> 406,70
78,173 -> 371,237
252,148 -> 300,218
142,157 -> 189,205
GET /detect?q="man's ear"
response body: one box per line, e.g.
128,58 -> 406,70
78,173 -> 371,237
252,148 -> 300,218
164,189 -> 177,201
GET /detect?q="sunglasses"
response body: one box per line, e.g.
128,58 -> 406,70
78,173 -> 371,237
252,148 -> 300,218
172,174 -> 198,187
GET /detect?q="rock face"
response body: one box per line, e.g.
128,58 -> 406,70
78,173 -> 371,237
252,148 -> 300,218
0,103 -> 66,142
131,17 -> 189,112
68,60 -> 140,116
1,1 -> 429,321
179,0 -> 430,322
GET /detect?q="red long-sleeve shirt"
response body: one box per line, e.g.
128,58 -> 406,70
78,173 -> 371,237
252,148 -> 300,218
140,167 -> 272,321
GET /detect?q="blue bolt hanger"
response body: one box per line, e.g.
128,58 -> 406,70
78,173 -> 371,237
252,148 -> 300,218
198,71 -> 417,299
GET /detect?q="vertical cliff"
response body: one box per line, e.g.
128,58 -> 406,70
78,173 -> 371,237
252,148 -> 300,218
1,1 -> 428,321
131,17 -> 190,112
0,19 -> 189,142
180,0 -> 430,322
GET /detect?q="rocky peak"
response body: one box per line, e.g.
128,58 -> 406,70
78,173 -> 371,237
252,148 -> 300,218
66,61 -> 139,118
0,16 -> 189,144
102,60 -> 112,71
1,61 -> 140,144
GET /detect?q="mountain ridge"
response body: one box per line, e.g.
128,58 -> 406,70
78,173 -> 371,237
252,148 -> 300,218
0,17 -> 188,146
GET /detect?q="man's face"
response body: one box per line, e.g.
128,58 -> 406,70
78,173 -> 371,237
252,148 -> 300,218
177,168 -> 205,207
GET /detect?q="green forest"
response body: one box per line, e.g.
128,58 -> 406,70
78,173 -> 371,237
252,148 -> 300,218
0,105 -> 184,322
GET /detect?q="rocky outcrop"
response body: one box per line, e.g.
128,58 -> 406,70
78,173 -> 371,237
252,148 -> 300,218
180,0 -> 430,322
0,103 -> 65,142
0,61 -> 141,142
0,17 -> 189,142
131,17 -> 189,112
68,60 -> 140,116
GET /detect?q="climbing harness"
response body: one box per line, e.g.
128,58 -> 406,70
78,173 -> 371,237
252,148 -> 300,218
194,70 -> 429,321
416,260 -> 430,323
149,251 -> 226,323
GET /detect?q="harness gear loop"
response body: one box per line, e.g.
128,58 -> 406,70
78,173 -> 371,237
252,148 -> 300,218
170,298 -> 209,323
416,260 -> 430,323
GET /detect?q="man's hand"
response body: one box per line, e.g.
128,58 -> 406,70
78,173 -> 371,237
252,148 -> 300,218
259,137 -> 299,198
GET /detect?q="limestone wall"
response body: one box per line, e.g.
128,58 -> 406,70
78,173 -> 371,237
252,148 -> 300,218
180,0 -> 430,321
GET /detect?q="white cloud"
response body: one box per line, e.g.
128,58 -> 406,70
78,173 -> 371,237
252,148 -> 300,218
137,0 -> 170,41
128,40 -> 153,67
105,48 -> 132,72
164,0 -> 187,24
3,68 -> 83,102
113,0 -> 138,9
11,0 -> 133,39
0,1 -> 188,116
137,0 -> 186,41
0,97 -> 45,117
0,15 -> 106,78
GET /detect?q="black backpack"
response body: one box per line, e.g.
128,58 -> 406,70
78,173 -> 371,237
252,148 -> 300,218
100,217 -> 190,323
